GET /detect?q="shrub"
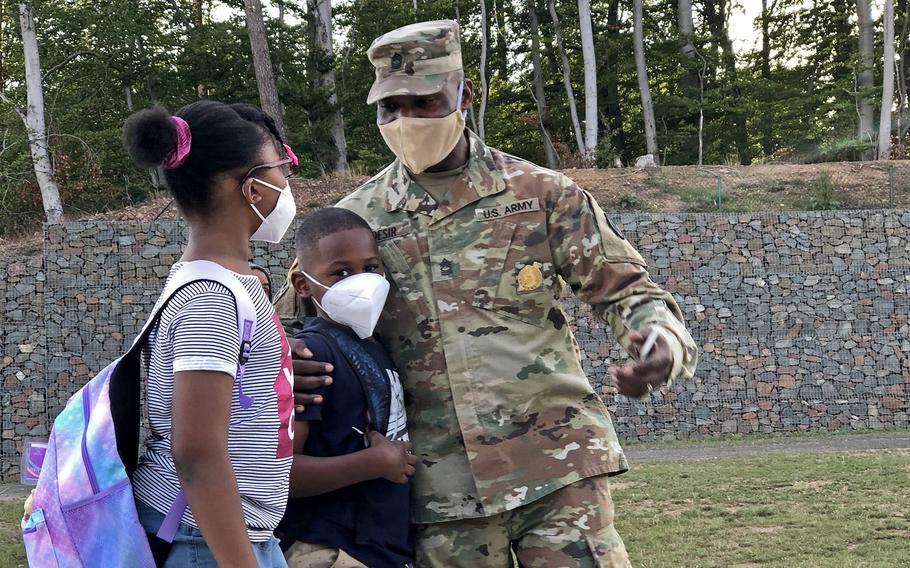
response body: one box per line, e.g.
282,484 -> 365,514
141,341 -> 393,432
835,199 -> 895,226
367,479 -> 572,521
616,192 -> 643,210
809,172 -> 840,210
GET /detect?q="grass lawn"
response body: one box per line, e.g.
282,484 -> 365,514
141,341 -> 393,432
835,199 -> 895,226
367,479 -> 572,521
0,501 -> 24,568
1,449 -> 907,567
613,450 -> 910,567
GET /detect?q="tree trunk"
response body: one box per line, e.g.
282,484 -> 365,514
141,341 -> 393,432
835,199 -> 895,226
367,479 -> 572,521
478,0 -> 489,140
243,0 -> 288,139
577,0 -> 597,165
548,0 -> 584,157
677,0 -> 698,93
1,0 -> 6,93
898,0 -> 909,141
633,0 -> 657,157
529,1 -> 559,168
856,0 -> 875,156
677,0 -> 695,59
308,0 -> 349,172
604,0 -> 626,163
676,0 -> 702,163
194,0 -> 205,98
880,0 -> 896,159
760,0 -> 774,158
18,2 -> 63,223
494,0 -> 509,81
703,0 -> 751,165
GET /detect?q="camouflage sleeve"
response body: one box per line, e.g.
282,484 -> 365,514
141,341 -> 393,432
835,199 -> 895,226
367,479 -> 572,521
547,181 -> 698,381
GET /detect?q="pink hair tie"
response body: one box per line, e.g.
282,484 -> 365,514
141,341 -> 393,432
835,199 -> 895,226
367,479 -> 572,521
283,143 -> 299,167
161,117 -> 192,169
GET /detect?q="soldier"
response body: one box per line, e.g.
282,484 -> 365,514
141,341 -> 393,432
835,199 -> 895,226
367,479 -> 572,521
279,20 -> 698,568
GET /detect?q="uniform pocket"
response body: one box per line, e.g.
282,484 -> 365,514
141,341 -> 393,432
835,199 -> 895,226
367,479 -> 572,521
380,236 -> 431,322
22,508 -> 62,567
471,220 -> 554,328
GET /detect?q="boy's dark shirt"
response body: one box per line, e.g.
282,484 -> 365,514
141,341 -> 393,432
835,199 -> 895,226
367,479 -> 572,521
278,318 -> 413,568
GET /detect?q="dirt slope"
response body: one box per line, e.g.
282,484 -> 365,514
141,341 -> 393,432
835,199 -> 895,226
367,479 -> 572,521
2,161 -> 907,256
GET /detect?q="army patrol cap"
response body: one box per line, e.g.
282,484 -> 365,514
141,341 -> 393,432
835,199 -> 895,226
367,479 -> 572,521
366,20 -> 464,105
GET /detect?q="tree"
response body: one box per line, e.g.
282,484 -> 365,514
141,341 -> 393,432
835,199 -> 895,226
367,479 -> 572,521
633,0 -> 657,159
528,0 -> 558,168
880,0 -> 896,159
478,0 -> 489,140
193,0 -> 205,98
577,0 -> 597,165
548,0 -> 584,157
492,0 -> 510,81
603,0 -> 626,163
1,0 -> 6,93
760,0 -> 776,157
677,0 -> 696,60
307,0 -> 349,172
243,0 -> 288,139
703,0 -> 752,165
855,0 -> 875,155
898,0 -> 909,141
677,0 -> 705,164
5,2 -> 63,223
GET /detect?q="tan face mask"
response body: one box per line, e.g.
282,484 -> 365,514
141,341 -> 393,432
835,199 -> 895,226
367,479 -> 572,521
378,84 -> 467,174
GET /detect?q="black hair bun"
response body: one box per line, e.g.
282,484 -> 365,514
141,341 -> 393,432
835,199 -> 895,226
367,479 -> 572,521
123,107 -> 177,168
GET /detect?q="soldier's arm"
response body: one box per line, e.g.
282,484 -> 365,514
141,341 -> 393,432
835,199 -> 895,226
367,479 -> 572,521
546,179 -> 698,382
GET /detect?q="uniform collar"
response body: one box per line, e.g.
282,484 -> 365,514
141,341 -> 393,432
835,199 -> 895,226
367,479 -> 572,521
384,130 -> 506,222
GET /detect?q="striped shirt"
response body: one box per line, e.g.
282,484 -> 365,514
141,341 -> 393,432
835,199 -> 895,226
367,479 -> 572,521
133,263 -> 295,542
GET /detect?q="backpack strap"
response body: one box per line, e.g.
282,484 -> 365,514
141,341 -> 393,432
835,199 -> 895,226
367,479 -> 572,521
303,319 -> 392,436
122,261 -> 258,545
129,260 -> 257,363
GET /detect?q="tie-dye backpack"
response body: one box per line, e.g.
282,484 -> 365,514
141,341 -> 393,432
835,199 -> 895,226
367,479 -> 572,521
22,261 -> 257,567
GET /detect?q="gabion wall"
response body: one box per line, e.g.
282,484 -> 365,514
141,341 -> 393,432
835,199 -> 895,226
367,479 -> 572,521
1,210 -> 908,479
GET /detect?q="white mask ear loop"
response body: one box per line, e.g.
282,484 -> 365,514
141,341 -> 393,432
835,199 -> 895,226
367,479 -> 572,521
455,79 -> 467,119
247,177 -> 288,222
299,269 -> 330,291
298,270 -> 331,315
251,177 -> 287,193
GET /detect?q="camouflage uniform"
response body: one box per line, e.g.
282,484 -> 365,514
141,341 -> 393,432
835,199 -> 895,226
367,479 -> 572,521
277,20 -> 698,567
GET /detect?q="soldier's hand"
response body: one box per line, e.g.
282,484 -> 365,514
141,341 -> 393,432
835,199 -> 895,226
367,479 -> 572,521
367,431 -> 417,484
609,326 -> 673,398
289,337 -> 333,413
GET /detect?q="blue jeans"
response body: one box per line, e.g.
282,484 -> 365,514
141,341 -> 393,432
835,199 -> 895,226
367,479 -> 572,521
136,499 -> 287,568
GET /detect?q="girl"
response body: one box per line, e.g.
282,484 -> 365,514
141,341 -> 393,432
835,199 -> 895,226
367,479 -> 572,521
123,101 -> 297,567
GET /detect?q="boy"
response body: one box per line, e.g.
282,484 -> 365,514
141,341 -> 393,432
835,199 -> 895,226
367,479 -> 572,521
278,208 -> 416,568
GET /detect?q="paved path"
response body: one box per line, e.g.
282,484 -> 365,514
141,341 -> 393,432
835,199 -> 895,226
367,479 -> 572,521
624,431 -> 910,462
0,483 -> 31,502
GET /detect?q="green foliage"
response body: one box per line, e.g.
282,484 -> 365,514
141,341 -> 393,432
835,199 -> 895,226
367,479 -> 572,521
804,138 -> 878,164
595,140 -> 620,169
809,172 -> 840,210
616,192 -> 642,210
0,0 -> 903,237
677,187 -> 727,212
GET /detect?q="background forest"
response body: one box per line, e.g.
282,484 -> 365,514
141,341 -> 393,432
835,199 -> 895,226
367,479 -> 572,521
0,0 -> 906,236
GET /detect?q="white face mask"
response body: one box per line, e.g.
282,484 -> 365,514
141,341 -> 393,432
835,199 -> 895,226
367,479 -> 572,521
301,270 -> 390,339
249,178 -> 296,243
